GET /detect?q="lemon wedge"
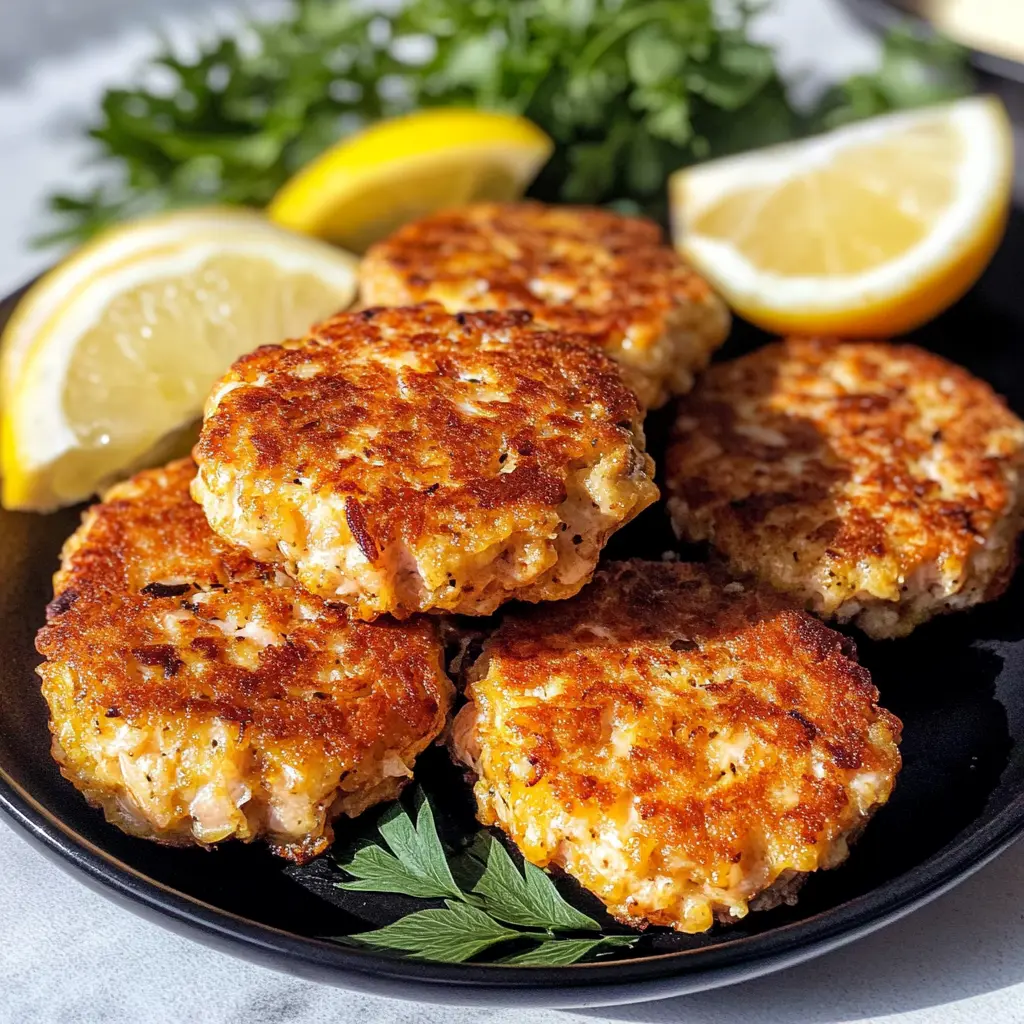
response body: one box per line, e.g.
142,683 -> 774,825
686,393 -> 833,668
1,207 -> 275,407
1,209 -> 359,511
268,108 -> 553,251
670,96 -> 1013,336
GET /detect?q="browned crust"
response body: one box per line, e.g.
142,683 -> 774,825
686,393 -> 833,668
665,338 -> 1024,634
37,459 -> 451,770
455,560 -> 902,931
360,202 -> 729,404
193,303 -> 657,616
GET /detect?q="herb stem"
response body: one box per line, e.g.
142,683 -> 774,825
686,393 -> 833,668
39,1 -> 974,246
572,0 -> 697,76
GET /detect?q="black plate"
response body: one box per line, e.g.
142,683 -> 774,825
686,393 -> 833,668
838,0 -> 1024,84
3,213 -> 1024,1009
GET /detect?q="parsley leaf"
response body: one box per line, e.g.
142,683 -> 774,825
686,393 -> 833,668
499,936 -> 636,966
342,900 -> 520,963
40,0 -> 973,247
336,793 -> 462,900
811,28 -> 974,131
465,832 -> 601,932
378,792 -> 463,898
332,791 -> 639,966
335,844 -> 455,900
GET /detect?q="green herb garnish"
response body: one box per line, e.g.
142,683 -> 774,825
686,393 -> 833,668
39,0 -> 972,247
813,27 -> 975,130
331,792 -> 635,966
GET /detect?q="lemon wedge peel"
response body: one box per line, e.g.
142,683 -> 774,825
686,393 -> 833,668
671,96 -> 1013,337
0,206 -> 281,403
268,108 -> 554,249
1,211 -> 359,511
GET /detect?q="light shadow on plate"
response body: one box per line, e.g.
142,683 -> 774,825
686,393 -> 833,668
589,577 -> 1024,1019
589,836 -> 1024,1023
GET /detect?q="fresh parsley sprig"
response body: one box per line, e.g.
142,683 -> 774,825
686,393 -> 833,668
40,0 -> 972,247
331,793 -> 636,966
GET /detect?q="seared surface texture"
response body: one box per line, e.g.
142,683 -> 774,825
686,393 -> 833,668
359,202 -> 730,408
193,304 -> 658,619
666,339 -> 1024,638
451,560 -> 901,934
37,459 -> 452,861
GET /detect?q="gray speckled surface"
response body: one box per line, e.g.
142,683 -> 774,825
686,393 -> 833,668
0,0 -> 233,83
3,814 -> 1024,1023
2,2 -> 1024,1021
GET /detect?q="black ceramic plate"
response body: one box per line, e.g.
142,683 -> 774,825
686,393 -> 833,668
3,215 -> 1024,1010
839,0 -> 1024,84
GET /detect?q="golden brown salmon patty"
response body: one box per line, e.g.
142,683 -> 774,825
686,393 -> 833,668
192,304 -> 658,620
36,459 -> 452,862
666,339 -> 1024,639
359,202 -> 730,408
451,560 -> 900,934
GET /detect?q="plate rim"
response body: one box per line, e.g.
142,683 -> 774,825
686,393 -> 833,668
837,0 -> 1024,85
3,755 -> 1024,1007
2,278 -> 1024,1008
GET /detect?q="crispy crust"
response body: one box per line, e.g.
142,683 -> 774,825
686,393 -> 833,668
36,459 -> 453,860
666,339 -> 1024,638
360,202 -> 730,407
193,304 -> 658,619
451,560 -> 901,934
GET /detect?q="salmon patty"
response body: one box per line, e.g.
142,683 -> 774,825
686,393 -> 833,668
450,560 -> 901,933
193,304 -> 658,619
37,459 -> 453,861
359,202 -> 730,408
666,339 -> 1024,639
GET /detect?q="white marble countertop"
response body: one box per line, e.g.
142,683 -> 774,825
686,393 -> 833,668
2,2 -> 1024,1022
4,818 -> 1024,1023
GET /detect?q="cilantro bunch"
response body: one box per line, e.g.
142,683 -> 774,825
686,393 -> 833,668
42,0 -> 972,246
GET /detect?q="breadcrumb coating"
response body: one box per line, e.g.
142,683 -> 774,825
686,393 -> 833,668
451,560 -> 901,933
666,338 -> 1024,638
360,202 -> 730,408
37,459 -> 452,861
193,304 -> 658,619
